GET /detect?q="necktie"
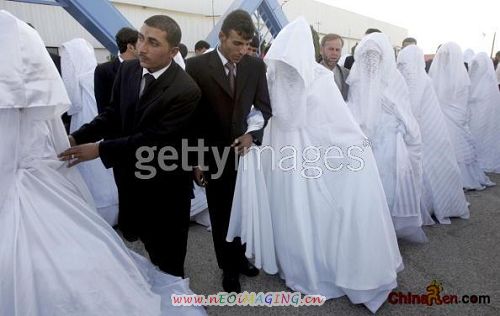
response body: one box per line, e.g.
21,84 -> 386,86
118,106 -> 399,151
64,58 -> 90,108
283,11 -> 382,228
140,73 -> 155,97
225,62 -> 235,97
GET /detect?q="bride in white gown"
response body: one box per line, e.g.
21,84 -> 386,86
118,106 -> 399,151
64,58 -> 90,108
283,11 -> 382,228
0,10 -> 205,316
347,33 -> 428,242
396,45 -> 470,224
60,38 -> 119,226
228,17 -> 403,313
428,42 -> 494,190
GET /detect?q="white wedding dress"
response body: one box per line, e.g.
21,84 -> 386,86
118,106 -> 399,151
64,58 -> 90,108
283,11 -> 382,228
347,33 -> 427,241
229,18 -> 403,313
60,38 -> 119,226
428,42 -> 494,190
0,11 -> 205,316
397,45 -> 470,224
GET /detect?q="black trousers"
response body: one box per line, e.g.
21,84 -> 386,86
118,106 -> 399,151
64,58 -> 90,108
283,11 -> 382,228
205,150 -> 246,275
118,174 -> 192,278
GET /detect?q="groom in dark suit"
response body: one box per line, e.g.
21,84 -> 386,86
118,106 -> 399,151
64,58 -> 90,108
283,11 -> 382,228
186,10 -> 272,292
59,15 -> 200,278
94,27 -> 138,114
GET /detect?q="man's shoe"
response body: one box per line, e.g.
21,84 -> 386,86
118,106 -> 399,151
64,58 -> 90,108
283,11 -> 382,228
222,274 -> 241,293
239,261 -> 259,277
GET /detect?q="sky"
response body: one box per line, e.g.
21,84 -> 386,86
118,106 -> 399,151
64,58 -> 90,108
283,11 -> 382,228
315,0 -> 500,55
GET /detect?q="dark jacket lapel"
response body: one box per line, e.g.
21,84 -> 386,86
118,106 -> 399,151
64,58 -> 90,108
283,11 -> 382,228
122,64 -> 142,131
235,56 -> 250,100
136,61 -> 179,112
208,50 -> 234,98
134,61 -> 179,126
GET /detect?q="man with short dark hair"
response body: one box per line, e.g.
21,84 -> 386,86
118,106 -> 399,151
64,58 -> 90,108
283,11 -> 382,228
494,50 -> 500,70
365,28 -> 382,35
320,33 -> 349,100
402,37 -> 417,48
186,9 -> 272,293
60,15 -> 201,278
94,27 -> 138,113
178,43 -> 188,60
247,35 -> 259,57
194,40 -> 210,55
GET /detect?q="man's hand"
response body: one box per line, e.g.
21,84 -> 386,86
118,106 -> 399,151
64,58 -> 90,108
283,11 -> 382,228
231,133 -> 253,156
193,167 -> 207,187
58,143 -> 100,167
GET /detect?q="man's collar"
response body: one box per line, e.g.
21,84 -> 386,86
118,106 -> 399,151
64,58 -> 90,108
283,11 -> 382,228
217,45 -> 232,67
142,61 -> 172,79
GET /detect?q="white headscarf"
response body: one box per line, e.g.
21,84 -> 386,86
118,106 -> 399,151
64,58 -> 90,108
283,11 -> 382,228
463,48 -> 475,65
173,51 -> 185,70
396,45 -> 427,119
263,16 -> 314,129
347,32 -> 420,144
0,10 -> 70,115
469,52 -> 499,91
468,52 -> 500,171
60,38 -> 97,117
428,42 -> 471,107
0,10 -> 71,209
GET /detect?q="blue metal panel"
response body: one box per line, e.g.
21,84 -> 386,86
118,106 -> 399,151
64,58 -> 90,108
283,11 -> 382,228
205,0 -> 288,47
257,0 -> 288,38
7,0 -> 61,5
55,0 -> 132,53
9,0 -> 132,53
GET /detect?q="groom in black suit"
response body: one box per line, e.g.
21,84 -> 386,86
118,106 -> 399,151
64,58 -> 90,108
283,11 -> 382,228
59,15 -> 200,278
94,27 -> 138,114
186,10 -> 272,292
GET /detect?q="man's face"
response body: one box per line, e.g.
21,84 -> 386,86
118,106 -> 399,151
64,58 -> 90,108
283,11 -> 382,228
219,29 -> 252,64
195,48 -> 208,56
320,38 -> 343,69
137,24 -> 178,72
247,46 -> 258,57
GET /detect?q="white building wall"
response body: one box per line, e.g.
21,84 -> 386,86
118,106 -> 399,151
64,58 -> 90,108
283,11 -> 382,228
1,0 -> 407,62
282,0 -> 408,54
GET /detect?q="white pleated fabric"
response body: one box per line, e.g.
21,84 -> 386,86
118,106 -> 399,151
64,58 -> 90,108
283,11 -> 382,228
0,10 -> 205,316
230,17 -> 403,313
397,45 -> 469,224
429,42 -> 495,189
468,52 -> 500,172
347,33 -> 427,242
60,38 -> 119,225
228,106 -> 277,274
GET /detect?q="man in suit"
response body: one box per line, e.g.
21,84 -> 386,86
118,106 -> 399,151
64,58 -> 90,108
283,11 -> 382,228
320,33 -> 350,101
59,15 -> 201,278
194,40 -> 210,56
185,9 -> 272,293
94,27 -> 138,114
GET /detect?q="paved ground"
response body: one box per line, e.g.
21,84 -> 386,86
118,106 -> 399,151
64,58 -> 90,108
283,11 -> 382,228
128,173 -> 500,315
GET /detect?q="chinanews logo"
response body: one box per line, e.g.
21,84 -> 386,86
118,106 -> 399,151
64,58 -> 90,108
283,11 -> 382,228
388,280 -> 491,306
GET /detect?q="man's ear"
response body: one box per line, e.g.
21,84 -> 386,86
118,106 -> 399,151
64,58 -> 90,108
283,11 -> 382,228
219,31 -> 226,42
127,43 -> 136,52
170,46 -> 180,58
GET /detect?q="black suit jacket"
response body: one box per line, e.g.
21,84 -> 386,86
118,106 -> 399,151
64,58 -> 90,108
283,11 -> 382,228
185,50 -> 272,152
72,59 -> 200,233
94,58 -> 121,114
344,55 -> 355,70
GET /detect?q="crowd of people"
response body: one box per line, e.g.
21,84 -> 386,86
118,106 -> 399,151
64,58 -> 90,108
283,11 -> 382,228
1,7 -> 500,315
